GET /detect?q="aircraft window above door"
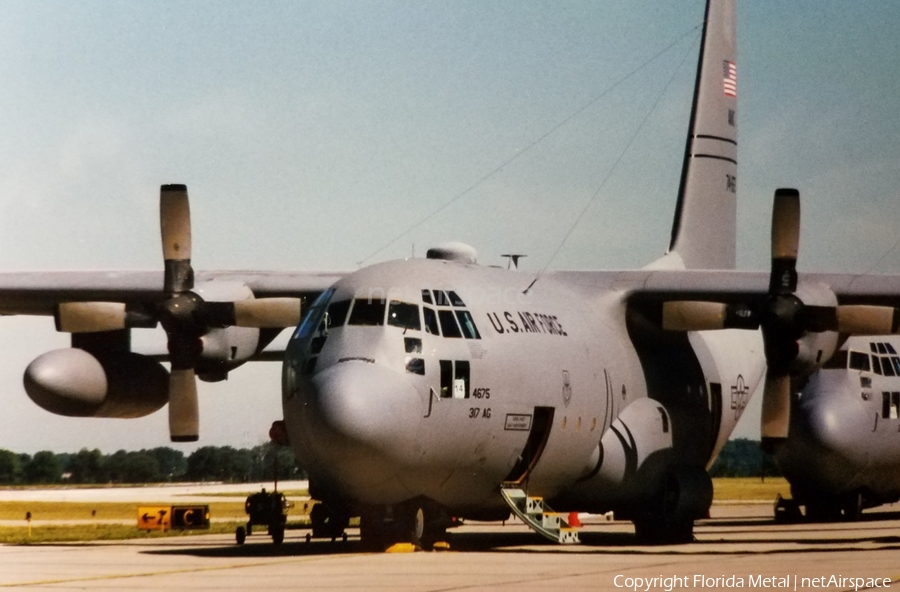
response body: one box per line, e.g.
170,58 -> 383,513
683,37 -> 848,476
439,360 -> 452,398
405,337 -> 422,354
455,310 -> 481,339
438,310 -> 463,338
454,360 -> 470,399
388,301 -> 421,331
448,291 -> 465,307
849,351 -> 871,372
423,307 -> 440,335
348,298 -> 386,326
893,392 -> 900,419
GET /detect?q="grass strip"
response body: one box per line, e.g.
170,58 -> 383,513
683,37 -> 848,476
0,501 -> 247,521
0,521 -> 248,544
712,477 -> 790,502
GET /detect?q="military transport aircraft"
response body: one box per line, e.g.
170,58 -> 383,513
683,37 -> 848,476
6,0 -> 900,547
773,335 -> 900,522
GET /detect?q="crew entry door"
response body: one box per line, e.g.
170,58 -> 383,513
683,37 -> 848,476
504,406 -> 555,484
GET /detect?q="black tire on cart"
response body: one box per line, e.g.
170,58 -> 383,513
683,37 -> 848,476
271,525 -> 285,545
235,526 -> 246,545
246,522 -> 253,536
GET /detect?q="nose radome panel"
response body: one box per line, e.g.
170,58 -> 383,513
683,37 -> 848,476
309,362 -> 424,465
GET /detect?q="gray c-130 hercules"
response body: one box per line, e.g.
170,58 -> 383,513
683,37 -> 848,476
8,0 -> 900,546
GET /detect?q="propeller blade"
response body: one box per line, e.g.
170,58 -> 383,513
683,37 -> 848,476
760,373 -> 791,444
769,188 -> 800,295
168,368 -> 199,442
835,305 -> 900,335
233,298 -> 303,328
56,302 -> 127,333
661,301 -> 758,332
160,184 -> 194,293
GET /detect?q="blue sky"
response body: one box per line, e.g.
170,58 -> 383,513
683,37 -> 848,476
1,0 -> 899,453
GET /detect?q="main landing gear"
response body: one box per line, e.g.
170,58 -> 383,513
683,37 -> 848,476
633,469 -> 712,545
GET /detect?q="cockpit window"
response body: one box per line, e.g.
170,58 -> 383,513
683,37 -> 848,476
295,288 -> 334,340
325,300 -> 351,330
348,298 -> 386,326
849,351 -> 871,372
455,310 -> 481,339
873,356 -> 883,375
438,309 -> 462,338
423,307 -> 440,335
421,289 -> 433,305
434,290 -> 451,307
888,344 -> 898,355
388,301 -> 421,331
824,350 -> 848,369
448,291 -> 465,307
876,343 -> 888,354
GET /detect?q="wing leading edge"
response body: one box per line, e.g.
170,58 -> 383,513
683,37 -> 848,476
0,269 -> 347,316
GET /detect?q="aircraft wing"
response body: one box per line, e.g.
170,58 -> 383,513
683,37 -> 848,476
553,269 -> 900,307
0,269 -> 348,316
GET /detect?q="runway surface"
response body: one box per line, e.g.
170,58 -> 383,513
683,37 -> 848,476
2,503 -> 899,591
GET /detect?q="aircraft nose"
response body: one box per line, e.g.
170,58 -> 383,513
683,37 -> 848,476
777,390 -> 868,491
298,362 -> 424,502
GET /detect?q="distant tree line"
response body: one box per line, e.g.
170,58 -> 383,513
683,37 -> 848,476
709,438 -> 781,477
0,438 -> 774,485
0,444 -> 305,485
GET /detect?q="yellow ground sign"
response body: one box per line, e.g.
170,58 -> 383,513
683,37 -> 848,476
137,506 -> 171,531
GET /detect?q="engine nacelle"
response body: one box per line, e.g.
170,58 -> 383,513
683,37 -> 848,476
194,280 -> 261,381
794,282 -> 840,375
24,349 -> 168,418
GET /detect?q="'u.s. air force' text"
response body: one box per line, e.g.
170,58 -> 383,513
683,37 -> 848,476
486,311 -> 567,336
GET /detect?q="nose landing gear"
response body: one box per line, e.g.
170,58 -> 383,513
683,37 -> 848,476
359,499 -> 452,551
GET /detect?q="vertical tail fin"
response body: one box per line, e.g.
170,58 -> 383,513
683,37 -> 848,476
665,0 -> 737,270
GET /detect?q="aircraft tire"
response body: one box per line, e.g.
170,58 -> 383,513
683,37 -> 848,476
399,500 -> 448,550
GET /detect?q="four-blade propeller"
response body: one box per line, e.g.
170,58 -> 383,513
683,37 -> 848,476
56,185 -> 303,442
662,188 -> 900,449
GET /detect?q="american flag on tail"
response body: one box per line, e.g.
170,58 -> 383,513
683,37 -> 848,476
723,60 -> 737,98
